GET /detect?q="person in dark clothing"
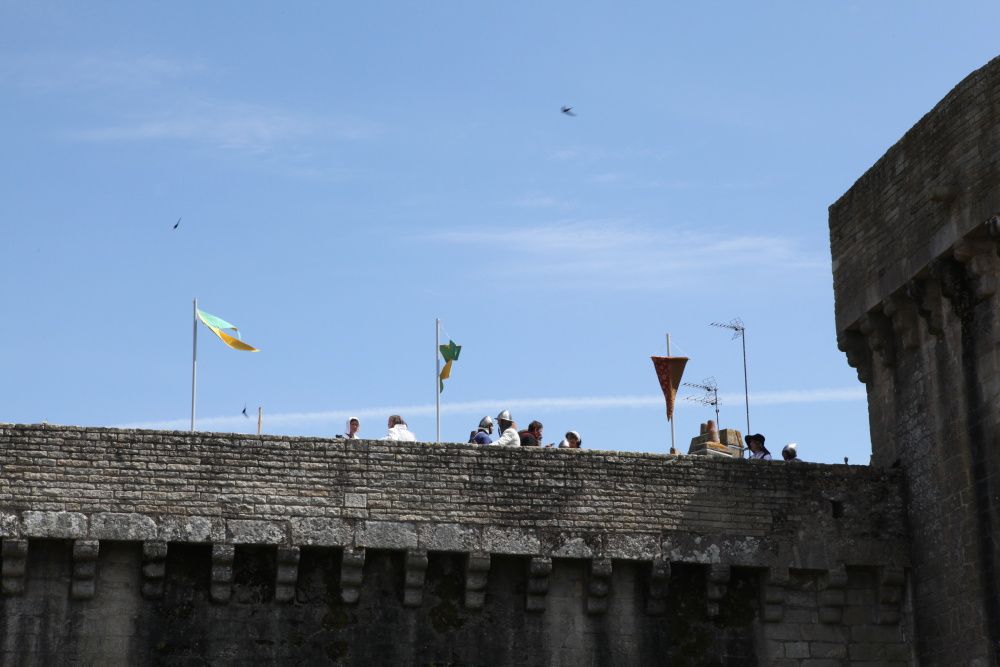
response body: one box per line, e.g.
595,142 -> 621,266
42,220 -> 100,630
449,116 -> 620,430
746,433 -> 771,460
469,416 -> 494,445
518,420 -> 544,447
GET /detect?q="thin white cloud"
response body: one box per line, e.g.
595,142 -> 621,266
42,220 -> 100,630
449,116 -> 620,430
428,220 -> 826,288
66,102 -> 381,152
117,387 -> 865,432
1,53 -> 206,92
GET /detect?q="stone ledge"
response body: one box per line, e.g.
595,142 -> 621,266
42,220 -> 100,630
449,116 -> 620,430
0,511 -> 910,569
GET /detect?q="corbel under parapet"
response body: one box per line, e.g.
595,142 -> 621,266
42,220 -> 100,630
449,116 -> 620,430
837,329 -> 874,384
275,546 -> 300,603
859,310 -> 897,368
907,278 -> 946,337
525,556 -> 552,612
953,236 -> 1000,301
705,563 -> 730,619
464,551 -> 490,610
586,558 -> 613,615
646,557 -> 670,616
71,539 -> 99,600
883,292 -> 922,351
402,549 -> 428,608
876,565 -> 906,625
818,563 -> 848,624
1,539 -> 28,596
760,566 -> 790,623
141,541 -> 168,600
340,546 -> 365,605
210,543 -> 234,603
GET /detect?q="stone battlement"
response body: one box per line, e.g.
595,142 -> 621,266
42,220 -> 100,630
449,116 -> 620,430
0,423 -> 912,664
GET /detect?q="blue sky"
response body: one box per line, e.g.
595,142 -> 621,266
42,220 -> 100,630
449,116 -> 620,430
3,2 -> 998,463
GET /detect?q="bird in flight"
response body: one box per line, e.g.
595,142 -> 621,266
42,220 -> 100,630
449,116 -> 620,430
561,106 -> 576,116
173,217 -> 181,229
242,405 -> 249,418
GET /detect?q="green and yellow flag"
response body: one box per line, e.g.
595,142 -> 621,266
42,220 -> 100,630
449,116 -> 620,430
197,309 -> 260,352
439,339 -> 461,392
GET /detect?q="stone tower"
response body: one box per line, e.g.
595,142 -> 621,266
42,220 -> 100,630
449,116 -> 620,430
829,55 -> 1000,666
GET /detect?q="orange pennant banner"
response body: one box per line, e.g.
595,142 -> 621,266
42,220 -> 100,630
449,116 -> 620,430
651,356 -> 689,421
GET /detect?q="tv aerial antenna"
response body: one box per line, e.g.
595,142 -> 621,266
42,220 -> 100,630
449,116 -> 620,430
710,317 -> 750,434
683,376 -> 720,426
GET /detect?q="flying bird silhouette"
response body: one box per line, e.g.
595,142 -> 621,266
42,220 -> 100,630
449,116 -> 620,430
242,405 -> 249,418
561,106 -> 576,116
173,217 -> 181,229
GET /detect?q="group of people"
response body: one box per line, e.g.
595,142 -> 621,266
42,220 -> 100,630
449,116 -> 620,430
335,411 -> 583,448
746,433 -> 800,462
468,412 -> 582,448
338,415 -> 799,461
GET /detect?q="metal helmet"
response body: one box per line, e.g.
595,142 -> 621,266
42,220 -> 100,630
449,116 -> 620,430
495,410 -> 513,423
782,442 -> 798,458
478,416 -> 494,430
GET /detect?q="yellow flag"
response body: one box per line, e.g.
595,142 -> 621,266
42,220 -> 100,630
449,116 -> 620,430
202,320 -> 259,351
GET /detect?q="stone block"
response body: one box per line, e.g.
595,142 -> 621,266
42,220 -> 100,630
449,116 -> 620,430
290,517 -> 351,547
483,526 -> 540,555
605,533 -> 660,560
418,523 -> 477,552
549,535 -> 594,559
228,519 -> 286,544
90,513 -> 156,541
159,515 -> 225,543
0,513 -> 21,537
340,547 -> 365,605
356,520 -> 417,550
23,511 -> 87,539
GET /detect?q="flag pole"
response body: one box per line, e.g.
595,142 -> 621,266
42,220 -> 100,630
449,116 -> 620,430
435,318 -> 441,443
257,406 -> 262,435
667,333 -> 676,455
191,298 -> 198,432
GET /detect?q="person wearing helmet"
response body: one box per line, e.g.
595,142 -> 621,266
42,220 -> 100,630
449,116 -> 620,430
782,442 -> 800,462
493,410 -> 521,447
469,416 -> 494,445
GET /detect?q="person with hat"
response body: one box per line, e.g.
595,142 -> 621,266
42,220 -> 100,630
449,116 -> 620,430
492,410 -> 521,447
781,442 -> 801,462
746,433 -> 771,460
337,416 -> 361,439
469,416 -> 494,445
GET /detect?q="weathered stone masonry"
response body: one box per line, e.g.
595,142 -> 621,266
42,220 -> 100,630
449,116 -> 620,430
830,54 -> 1000,667
0,423 -> 909,665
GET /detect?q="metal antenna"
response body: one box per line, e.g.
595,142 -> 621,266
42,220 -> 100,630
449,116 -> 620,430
683,377 -> 720,426
710,318 -> 750,435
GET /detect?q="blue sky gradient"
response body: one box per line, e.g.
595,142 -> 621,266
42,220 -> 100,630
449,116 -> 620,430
4,2 -> 999,463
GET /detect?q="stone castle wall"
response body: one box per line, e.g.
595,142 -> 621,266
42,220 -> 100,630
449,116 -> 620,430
829,55 -> 1000,666
0,423 -> 911,665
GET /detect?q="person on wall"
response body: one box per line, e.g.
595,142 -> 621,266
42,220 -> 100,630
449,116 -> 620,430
558,431 -> 583,449
492,410 -> 521,446
469,416 -> 494,444
519,420 -> 544,447
746,433 -> 771,460
383,415 -> 416,442
782,442 -> 801,462
337,417 -> 361,439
